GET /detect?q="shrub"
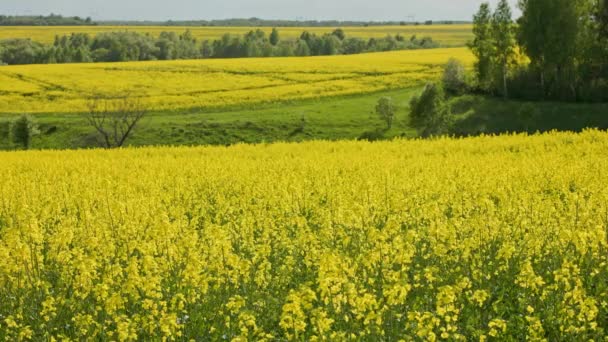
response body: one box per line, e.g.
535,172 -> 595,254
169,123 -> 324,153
11,114 -> 39,150
358,129 -> 386,141
409,83 -> 452,137
442,58 -> 467,96
0,121 -> 10,147
288,114 -> 307,137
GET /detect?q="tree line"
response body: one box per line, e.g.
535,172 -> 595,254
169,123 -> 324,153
0,14 -> 470,27
0,14 -> 94,26
469,0 -> 608,102
0,28 -> 439,65
94,18 -> 464,27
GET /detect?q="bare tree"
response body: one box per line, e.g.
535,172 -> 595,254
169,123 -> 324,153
84,94 -> 147,148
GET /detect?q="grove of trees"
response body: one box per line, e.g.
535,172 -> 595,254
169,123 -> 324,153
470,0 -> 608,102
0,28 -> 439,65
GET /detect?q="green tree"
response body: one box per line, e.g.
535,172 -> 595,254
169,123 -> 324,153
491,0 -> 516,98
277,41 -> 295,57
74,47 -> 92,62
598,0 -> 608,60
469,2 -> 494,90
201,41 -> 214,57
342,38 -> 366,54
517,0 -> 589,96
332,28 -> 346,40
322,35 -> 341,55
442,58 -> 467,96
600,0 -> 608,36
295,40 -> 311,56
375,97 -> 396,130
11,115 -> 39,150
269,28 -> 280,46
0,39 -> 47,65
409,83 -> 452,137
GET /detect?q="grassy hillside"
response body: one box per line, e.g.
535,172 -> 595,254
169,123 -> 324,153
0,24 -> 473,46
450,95 -> 608,135
0,88 -> 418,149
2,87 -> 607,150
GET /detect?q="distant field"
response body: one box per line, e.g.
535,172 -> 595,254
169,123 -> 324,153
0,47 -> 473,115
0,24 -> 473,46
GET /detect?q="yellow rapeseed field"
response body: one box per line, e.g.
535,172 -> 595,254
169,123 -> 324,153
0,130 -> 607,340
0,25 -> 473,46
0,47 -> 474,114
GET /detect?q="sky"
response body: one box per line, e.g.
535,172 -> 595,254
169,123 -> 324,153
0,0 -> 521,22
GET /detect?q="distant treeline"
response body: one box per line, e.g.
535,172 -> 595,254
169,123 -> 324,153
99,18 -> 468,27
0,14 -> 469,27
0,28 -> 439,65
0,14 -> 94,26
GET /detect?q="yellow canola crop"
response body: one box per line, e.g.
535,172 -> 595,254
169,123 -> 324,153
0,47 -> 474,114
0,24 -> 473,46
0,130 -> 607,340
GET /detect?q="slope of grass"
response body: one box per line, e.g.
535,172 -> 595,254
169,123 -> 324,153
2,88 -> 607,151
0,88 -> 420,150
451,95 -> 608,135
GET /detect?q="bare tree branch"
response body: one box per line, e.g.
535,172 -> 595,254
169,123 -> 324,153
83,93 -> 147,148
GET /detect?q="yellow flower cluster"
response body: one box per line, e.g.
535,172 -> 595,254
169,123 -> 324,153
0,25 -> 473,46
0,130 -> 607,340
0,47 -> 474,114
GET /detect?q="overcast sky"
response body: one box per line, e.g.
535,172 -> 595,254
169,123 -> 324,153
1,0 -> 520,22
